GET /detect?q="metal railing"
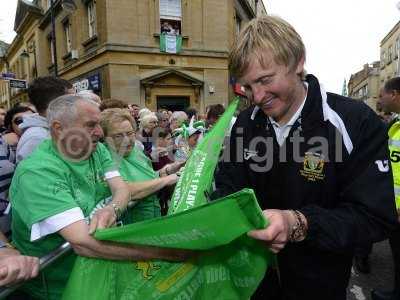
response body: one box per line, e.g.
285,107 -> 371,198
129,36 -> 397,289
0,242 -> 72,299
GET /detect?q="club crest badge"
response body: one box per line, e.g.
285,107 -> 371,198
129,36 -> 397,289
300,152 -> 325,181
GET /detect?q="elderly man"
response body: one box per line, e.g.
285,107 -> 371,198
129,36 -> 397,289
214,16 -> 397,300
10,95 -> 188,300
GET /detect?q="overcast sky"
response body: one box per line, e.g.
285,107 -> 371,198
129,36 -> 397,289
1,0 -> 400,93
264,0 -> 400,93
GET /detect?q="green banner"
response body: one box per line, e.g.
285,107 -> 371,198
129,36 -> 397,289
160,33 -> 182,54
63,190 -> 272,300
62,98 -> 272,299
169,99 -> 239,213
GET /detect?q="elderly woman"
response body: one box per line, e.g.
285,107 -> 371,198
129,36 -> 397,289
169,111 -> 188,132
138,113 -> 158,157
100,108 -> 181,222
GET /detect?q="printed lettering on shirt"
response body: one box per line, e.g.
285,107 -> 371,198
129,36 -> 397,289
375,160 -> 390,173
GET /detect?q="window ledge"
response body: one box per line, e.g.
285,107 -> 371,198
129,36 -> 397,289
153,33 -> 188,39
82,35 -> 98,47
62,52 -> 72,61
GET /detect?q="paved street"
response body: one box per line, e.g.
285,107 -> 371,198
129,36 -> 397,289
348,241 -> 394,300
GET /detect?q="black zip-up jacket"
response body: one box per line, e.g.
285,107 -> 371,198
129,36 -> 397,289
214,74 -> 398,300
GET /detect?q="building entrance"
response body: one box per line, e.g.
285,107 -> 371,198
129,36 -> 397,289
157,96 -> 190,111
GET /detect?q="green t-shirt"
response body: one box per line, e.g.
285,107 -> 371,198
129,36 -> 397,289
10,140 -> 115,300
109,147 -> 161,224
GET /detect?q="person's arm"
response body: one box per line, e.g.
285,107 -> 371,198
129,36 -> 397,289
127,175 -> 178,200
158,161 -> 185,177
300,108 -> 397,253
0,231 -> 39,286
88,176 -> 130,234
60,220 -> 190,262
249,107 -> 398,254
248,209 -> 307,253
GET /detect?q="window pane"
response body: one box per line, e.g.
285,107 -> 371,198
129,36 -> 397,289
160,0 -> 181,18
64,23 -> 72,52
88,1 -> 97,38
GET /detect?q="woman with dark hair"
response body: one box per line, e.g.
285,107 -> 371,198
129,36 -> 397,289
4,106 -> 35,137
151,128 -> 174,171
0,105 -> 34,234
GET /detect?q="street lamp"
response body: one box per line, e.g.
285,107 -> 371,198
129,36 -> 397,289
50,0 -> 77,77
20,43 -> 38,79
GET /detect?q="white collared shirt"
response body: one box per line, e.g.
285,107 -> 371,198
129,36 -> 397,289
269,83 -> 308,146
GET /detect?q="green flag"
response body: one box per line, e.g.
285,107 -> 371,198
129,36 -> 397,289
62,98 -> 273,299
160,33 -> 182,54
169,99 -> 239,213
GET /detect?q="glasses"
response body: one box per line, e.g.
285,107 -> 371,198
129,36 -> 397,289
13,117 -> 23,126
110,130 -> 136,140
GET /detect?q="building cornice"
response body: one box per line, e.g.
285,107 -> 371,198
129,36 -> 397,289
14,0 -> 42,33
381,20 -> 400,46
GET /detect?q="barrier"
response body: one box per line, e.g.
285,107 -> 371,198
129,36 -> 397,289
0,242 -> 72,299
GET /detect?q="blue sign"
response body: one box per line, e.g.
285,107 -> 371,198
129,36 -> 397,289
1,73 -> 16,79
88,73 -> 100,91
73,73 -> 101,93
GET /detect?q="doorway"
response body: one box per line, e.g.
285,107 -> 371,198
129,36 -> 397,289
157,96 -> 190,111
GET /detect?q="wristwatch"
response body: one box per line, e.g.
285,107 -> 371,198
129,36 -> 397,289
289,210 -> 308,242
111,203 -> 123,219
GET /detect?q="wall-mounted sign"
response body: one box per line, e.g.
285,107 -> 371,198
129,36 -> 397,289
73,73 -> 101,93
9,79 -> 27,89
1,73 -> 16,79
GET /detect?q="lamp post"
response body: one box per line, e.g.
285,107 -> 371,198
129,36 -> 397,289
20,43 -> 38,79
49,0 -> 77,77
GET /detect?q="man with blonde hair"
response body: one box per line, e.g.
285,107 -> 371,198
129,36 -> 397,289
214,16 -> 397,300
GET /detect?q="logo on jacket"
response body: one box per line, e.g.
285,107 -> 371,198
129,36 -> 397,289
375,160 -> 390,172
244,149 -> 258,160
300,152 -> 325,182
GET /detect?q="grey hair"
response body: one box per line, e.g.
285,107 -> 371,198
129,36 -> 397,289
76,90 -> 101,104
169,111 -> 188,123
47,95 -> 98,128
140,113 -> 158,129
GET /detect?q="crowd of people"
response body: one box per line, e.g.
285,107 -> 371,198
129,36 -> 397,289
0,15 -> 398,300
0,75 -> 228,298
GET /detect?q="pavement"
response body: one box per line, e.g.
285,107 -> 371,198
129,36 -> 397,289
348,240 -> 394,300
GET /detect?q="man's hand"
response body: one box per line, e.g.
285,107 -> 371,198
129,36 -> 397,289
167,161 -> 186,174
89,205 -> 117,234
248,209 -> 296,253
0,254 -> 39,286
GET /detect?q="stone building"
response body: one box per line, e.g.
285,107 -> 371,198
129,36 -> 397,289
348,62 -> 380,112
379,20 -> 400,87
2,0 -> 266,111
